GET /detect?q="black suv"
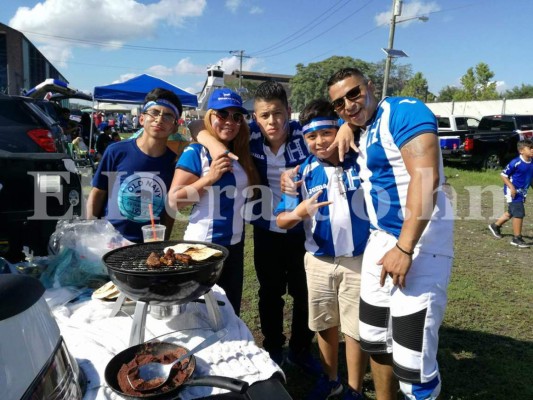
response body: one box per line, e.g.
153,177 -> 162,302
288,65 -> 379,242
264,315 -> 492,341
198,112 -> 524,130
0,94 -> 83,261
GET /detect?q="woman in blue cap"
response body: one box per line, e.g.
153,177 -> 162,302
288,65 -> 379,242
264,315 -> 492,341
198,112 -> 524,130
168,88 -> 259,316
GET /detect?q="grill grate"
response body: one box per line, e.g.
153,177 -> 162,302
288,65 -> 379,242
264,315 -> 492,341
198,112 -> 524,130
102,241 -> 226,273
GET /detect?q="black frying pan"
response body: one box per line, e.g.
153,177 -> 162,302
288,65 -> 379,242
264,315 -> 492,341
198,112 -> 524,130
104,341 -> 248,399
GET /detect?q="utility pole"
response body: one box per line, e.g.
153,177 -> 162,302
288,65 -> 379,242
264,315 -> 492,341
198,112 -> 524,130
382,0 -> 402,100
230,50 -> 250,90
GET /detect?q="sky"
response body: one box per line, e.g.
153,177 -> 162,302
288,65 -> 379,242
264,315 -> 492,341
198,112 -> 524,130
2,0 -> 533,99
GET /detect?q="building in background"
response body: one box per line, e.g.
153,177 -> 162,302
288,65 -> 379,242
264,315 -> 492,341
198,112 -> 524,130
195,65 -> 293,115
0,22 -> 67,95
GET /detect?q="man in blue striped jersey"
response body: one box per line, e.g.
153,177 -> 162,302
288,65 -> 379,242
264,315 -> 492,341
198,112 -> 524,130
327,68 -> 454,400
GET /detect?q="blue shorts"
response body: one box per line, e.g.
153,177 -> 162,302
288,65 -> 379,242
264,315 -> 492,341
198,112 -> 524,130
508,202 -> 525,218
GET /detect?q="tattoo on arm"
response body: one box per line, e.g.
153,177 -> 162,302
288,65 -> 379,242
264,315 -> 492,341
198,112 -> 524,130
402,136 -> 427,159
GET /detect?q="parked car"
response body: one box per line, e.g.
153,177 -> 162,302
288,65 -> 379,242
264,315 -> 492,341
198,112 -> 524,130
0,93 -> 83,262
447,114 -> 533,170
436,114 -> 480,158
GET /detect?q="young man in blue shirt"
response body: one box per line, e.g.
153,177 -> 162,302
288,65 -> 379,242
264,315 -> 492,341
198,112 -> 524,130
87,88 -> 183,243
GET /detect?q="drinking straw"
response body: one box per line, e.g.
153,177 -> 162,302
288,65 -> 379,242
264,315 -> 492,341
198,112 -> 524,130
148,203 -> 157,240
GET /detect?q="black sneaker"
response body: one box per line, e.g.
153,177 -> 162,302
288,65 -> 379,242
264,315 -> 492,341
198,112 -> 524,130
510,236 -> 529,248
488,223 -> 503,238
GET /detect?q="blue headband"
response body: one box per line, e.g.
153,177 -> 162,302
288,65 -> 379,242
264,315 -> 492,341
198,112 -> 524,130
302,117 -> 338,135
142,99 -> 180,118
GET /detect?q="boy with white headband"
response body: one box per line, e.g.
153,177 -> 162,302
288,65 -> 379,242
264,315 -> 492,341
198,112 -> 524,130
275,99 -> 369,400
87,87 -> 183,242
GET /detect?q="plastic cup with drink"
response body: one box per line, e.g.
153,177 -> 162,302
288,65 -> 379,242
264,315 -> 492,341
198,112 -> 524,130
141,224 -> 166,242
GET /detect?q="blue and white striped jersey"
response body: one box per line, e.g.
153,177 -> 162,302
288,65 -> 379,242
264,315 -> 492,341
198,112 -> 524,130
176,143 -> 249,246
275,152 -> 369,257
358,97 -> 454,257
502,155 -> 533,203
246,120 -> 309,232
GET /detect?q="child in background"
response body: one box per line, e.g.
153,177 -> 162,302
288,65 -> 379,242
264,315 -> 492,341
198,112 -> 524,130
276,99 -> 369,400
489,139 -> 533,247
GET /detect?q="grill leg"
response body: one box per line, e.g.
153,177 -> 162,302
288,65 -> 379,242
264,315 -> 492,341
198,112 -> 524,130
129,301 -> 148,346
109,293 -> 127,318
204,290 -> 224,331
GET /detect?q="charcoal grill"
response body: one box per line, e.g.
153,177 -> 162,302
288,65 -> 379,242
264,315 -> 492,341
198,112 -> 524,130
103,240 -> 228,305
102,240 -> 229,346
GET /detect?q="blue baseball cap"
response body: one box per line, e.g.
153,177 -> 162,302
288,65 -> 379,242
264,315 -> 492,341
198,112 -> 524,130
207,88 -> 248,114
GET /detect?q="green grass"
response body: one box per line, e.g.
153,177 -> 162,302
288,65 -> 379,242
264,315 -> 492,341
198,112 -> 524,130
170,166 -> 533,399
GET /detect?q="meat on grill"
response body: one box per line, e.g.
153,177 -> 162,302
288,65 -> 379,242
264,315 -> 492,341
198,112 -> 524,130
174,253 -> 192,265
146,252 -> 162,268
145,248 -> 192,268
160,248 -> 175,266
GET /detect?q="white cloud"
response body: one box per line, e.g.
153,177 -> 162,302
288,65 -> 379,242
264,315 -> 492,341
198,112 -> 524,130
495,80 -> 506,93
173,58 -> 207,75
225,0 -> 243,13
115,73 -> 139,84
8,0 -> 206,63
142,55 -> 260,84
219,55 -> 260,74
375,1 -> 440,27
249,6 -> 263,15
144,58 -> 206,77
38,44 -> 73,68
146,65 -> 175,77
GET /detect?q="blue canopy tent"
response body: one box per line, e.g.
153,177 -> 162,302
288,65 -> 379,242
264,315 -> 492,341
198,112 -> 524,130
91,74 -> 198,150
93,74 -> 198,107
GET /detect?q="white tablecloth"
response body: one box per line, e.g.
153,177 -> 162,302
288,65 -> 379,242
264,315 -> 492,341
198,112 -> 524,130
46,285 -> 282,399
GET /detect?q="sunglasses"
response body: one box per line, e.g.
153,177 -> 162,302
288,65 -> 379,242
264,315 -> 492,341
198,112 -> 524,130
331,85 -> 362,111
143,110 -> 176,124
214,110 -> 244,123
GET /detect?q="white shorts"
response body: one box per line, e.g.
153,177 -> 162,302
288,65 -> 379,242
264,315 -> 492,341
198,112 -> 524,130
359,230 -> 452,393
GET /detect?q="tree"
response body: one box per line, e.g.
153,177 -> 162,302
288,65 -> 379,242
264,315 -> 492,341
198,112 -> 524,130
388,63 -> 413,97
456,67 -> 477,101
454,62 -> 499,101
371,60 -> 414,97
225,80 -> 260,103
503,84 -> 533,99
289,56 -> 379,112
437,85 -> 461,102
399,72 -> 429,101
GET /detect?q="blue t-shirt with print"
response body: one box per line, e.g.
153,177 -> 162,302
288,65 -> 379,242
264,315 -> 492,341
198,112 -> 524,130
91,139 -> 177,242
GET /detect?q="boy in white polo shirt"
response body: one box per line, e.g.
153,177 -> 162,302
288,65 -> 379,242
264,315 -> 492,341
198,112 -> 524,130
276,99 -> 369,400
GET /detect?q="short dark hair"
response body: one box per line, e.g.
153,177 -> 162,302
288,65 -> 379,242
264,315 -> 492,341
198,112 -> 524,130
144,87 -> 183,117
327,67 -> 368,89
299,98 -> 338,127
517,139 -> 533,151
254,81 -> 288,109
